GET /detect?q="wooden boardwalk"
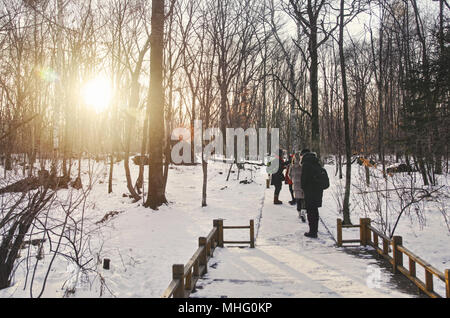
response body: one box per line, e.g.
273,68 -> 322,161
192,188 -> 416,298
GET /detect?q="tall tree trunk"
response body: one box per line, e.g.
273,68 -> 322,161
219,82 -> 228,157
202,150 -> 208,207
310,25 -> 320,158
289,62 -> 297,153
145,0 -> 167,209
339,0 -> 352,225
361,88 -> 370,186
51,0 -> 64,177
108,154 -> 114,194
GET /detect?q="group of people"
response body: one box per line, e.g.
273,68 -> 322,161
269,148 -> 324,239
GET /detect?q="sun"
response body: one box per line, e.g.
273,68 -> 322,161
81,76 -> 112,113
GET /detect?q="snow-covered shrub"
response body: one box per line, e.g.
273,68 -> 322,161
0,160 -> 107,297
352,164 -> 444,238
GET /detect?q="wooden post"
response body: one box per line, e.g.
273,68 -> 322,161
337,219 -> 343,247
250,219 -> 255,248
360,218 -> 366,246
392,236 -> 403,274
193,259 -> 200,277
382,238 -> 389,255
206,239 -> 211,257
445,269 -> 449,298
172,264 -> 185,298
425,269 -> 433,293
266,178 -> 270,189
365,219 -> 371,245
185,268 -> 192,292
219,219 -> 224,247
214,219 -> 224,248
409,258 -> 416,278
359,218 -> 371,246
213,220 -> 219,244
373,232 -> 379,248
199,237 -> 207,274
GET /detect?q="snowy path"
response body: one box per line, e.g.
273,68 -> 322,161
193,185 -> 415,298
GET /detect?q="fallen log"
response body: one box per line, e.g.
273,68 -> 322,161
386,163 -> 416,174
0,171 -> 70,194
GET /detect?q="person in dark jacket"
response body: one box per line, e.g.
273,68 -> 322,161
300,149 -> 323,238
270,149 -> 287,204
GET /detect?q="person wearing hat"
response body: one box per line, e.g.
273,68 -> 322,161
300,149 -> 323,238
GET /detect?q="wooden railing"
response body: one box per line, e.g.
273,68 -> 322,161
337,218 -> 450,298
161,219 -> 255,298
223,219 -> 255,248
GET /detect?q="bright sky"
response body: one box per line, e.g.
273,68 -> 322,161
280,0 -> 443,43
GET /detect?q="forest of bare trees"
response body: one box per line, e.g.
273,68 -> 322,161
0,0 -> 448,210
0,0 -> 449,296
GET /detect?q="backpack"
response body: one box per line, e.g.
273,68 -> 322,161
313,166 -> 330,190
266,156 -> 279,175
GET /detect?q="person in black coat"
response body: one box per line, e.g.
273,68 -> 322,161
270,149 -> 287,204
300,150 -> 323,238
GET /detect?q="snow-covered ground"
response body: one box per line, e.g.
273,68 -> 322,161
320,162 -> 450,297
192,184 -> 414,298
0,160 -> 265,298
0,158 -> 448,298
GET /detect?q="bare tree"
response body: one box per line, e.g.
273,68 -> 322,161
145,0 -> 167,209
337,0 -> 365,224
287,0 -> 339,157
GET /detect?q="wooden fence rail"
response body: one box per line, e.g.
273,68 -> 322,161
162,219 -> 255,298
337,218 -> 450,298
223,219 -> 255,248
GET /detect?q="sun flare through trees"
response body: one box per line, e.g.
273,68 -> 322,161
0,0 -> 449,299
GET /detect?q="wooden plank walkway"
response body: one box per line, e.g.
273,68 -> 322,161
192,187 -> 417,298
